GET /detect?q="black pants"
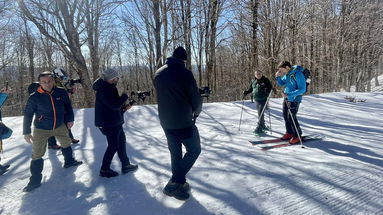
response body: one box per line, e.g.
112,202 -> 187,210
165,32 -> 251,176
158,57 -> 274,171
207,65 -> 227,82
164,125 -> 201,184
282,99 -> 302,137
99,125 -> 130,170
255,100 -> 267,128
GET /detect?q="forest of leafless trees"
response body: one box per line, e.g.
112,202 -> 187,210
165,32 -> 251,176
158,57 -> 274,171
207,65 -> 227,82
0,0 -> 382,117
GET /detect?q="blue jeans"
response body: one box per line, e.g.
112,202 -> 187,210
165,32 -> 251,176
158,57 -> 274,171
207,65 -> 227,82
164,125 -> 201,184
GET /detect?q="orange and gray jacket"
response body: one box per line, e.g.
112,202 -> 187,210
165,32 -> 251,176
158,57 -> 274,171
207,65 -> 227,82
23,86 -> 74,135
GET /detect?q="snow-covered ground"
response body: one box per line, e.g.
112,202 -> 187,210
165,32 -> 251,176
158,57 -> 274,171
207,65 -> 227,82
349,73 -> 383,92
0,92 -> 383,215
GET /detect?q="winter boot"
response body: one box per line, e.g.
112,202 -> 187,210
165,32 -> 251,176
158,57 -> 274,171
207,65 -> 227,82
253,126 -> 265,136
163,181 -> 190,200
71,139 -> 80,144
167,179 -> 190,192
23,159 -> 44,192
261,125 -> 270,131
289,137 -> 301,144
121,164 -> 138,174
48,144 -> 61,150
100,169 -> 119,178
281,133 -> 293,140
61,146 -> 83,168
47,137 -> 61,150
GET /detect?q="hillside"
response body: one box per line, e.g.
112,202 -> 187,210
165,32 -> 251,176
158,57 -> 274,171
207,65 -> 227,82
0,92 -> 382,215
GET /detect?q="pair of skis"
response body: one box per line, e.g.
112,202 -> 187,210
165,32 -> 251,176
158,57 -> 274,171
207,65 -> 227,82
249,134 -> 324,150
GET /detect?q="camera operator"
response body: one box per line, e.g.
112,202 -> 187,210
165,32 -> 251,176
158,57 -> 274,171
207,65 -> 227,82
93,68 -> 138,178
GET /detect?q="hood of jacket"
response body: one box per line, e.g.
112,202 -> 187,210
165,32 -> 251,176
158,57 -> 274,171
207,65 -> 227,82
93,78 -> 112,91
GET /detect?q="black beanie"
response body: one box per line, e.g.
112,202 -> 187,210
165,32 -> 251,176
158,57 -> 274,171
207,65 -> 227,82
172,46 -> 187,60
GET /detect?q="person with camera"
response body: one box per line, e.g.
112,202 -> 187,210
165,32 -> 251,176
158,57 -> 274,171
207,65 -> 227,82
243,70 -> 273,135
154,46 -> 202,200
23,71 -> 83,192
50,69 -> 81,146
93,68 -> 138,178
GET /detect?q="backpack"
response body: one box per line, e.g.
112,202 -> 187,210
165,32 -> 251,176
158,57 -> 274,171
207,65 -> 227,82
292,66 -> 311,94
0,121 -> 12,140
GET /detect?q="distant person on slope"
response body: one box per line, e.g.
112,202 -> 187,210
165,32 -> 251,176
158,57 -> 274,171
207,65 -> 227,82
93,68 -> 138,178
154,46 -> 202,200
23,72 -> 83,192
275,61 -> 306,144
243,70 -> 273,135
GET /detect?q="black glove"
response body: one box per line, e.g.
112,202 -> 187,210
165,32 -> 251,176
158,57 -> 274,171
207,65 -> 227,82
243,90 -> 248,96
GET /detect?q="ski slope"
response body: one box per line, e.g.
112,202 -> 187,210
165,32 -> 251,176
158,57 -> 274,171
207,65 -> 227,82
0,92 -> 382,215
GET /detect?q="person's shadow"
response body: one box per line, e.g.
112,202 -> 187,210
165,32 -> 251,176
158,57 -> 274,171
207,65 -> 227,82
305,140 -> 383,168
18,148 -> 103,215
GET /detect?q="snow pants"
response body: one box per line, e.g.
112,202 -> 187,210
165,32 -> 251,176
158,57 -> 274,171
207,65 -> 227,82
283,99 -> 302,138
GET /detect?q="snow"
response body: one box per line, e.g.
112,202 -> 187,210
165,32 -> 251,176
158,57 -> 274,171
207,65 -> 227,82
1,92 -> 383,214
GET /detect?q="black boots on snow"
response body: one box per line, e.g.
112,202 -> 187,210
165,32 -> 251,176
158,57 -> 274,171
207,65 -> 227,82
121,164 -> 138,174
23,159 -> 44,192
99,169 -> 119,178
61,146 -> 83,168
163,180 -> 191,200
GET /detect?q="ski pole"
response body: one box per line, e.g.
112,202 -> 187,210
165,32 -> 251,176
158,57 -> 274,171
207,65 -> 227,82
285,99 -> 304,148
256,88 -> 274,131
268,105 -> 272,134
238,95 -> 245,131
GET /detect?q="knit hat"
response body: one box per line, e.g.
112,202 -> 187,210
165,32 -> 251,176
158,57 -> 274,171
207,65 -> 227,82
101,68 -> 119,81
172,46 -> 187,61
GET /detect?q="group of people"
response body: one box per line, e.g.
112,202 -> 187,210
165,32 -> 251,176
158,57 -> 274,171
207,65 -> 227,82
0,46 -> 306,201
16,46 -> 201,201
244,61 -> 306,144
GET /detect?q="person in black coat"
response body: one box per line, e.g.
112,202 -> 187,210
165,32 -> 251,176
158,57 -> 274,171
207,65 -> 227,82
154,47 -> 202,200
93,69 -> 138,178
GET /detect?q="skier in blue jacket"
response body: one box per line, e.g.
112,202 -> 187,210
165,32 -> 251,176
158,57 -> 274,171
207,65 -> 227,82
275,61 -> 306,144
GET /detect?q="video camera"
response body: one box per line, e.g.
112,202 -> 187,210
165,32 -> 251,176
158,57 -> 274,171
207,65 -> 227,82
199,86 -> 211,98
127,90 -> 151,105
52,68 -> 82,92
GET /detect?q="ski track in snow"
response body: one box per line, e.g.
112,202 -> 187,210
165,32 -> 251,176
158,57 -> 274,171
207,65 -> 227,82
0,92 -> 383,214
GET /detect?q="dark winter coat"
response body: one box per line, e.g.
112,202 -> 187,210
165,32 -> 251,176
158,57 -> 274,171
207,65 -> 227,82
154,57 -> 202,130
245,76 -> 272,101
93,78 -> 128,128
276,65 -> 306,102
23,87 -> 74,135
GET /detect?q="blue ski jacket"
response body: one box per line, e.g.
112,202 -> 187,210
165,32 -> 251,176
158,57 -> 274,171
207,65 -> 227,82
276,65 -> 306,102
0,93 -> 7,120
23,87 -> 74,135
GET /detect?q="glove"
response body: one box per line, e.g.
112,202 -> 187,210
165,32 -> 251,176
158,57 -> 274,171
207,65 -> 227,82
243,90 -> 248,96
